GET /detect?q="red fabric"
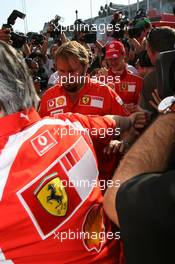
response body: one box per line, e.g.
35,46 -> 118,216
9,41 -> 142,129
0,109 -> 121,264
39,80 -> 128,183
105,40 -> 126,59
39,78 -> 127,118
108,68 -> 143,105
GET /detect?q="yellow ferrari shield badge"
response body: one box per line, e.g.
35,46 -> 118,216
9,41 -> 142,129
35,175 -> 68,217
82,96 -> 90,105
120,83 -> 128,91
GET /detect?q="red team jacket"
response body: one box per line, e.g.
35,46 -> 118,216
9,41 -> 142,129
107,68 -> 143,105
38,78 -> 127,118
38,79 -> 128,183
0,108 -> 122,263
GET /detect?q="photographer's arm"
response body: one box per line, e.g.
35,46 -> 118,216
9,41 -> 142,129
104,113 -> 175,226
41,35 -> 49,56
22,43 -> 31,57
60,32 -> 68,44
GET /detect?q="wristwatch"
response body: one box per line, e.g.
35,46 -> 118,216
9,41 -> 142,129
158,96 -> 175,114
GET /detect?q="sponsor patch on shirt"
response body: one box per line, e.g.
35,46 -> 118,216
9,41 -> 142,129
83,204 -> 105,253
120,82 -> 136,92
31,130 -> 57,156
128,84 -> 136,92
79,95 -> 104,109
50,109 -> 64,117
47,96 -> 67,111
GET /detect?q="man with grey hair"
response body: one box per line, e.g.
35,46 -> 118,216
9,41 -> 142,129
0,41 -> 147,263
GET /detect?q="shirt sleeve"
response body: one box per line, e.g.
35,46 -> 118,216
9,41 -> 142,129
38,92 -> 49,118
108,88 -> 129,116
58,113 -> 117,147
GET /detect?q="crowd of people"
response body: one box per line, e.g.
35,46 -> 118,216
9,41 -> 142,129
0,7 -> 175,264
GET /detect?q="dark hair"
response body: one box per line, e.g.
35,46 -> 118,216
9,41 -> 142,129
138,50 -> 153,67
122,39 -> 131,52
147,27 -> 175,53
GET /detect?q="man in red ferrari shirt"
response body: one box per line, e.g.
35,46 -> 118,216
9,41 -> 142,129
39,41 -> 129,183
39,41 -> 127,118
0,41 -> 147,263
98,40 -> 143,113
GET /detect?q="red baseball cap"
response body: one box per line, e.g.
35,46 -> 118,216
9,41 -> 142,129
105,41 -> 126,59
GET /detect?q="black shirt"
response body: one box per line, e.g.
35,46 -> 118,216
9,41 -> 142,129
116,170 -> 175,264
140,69 -> 158,120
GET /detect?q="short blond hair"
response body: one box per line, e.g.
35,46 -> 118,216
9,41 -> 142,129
55,41 -> 89,66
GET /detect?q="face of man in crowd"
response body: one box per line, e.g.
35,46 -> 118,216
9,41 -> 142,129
31,61 -> 39,74
106,56 -> 125,73
56,56 -> 87,93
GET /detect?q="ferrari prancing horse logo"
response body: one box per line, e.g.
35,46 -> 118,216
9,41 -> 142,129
82,96 -> 90,105
34,176 -> 68,217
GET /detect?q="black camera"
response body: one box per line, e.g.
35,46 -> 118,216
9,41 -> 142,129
12,32 -> 28,49
47,15 -> 62,41
110,11 -> 129,40
73,20 -> 97,44
2,10 -> 27,49
134,8 -> 147,20
27,32 -> 44,46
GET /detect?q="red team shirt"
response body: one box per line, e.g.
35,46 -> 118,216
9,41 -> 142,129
107,68 -> 143,105
38,79 -> 128,183
38,78 -> 127,118
0,108 -> 122,263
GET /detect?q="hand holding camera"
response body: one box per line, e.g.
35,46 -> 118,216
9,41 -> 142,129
2,10 -> 27,49
0,28 -> 12,44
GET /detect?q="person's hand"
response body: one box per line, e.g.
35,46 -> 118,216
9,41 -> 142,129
96,67 -> 108,77
103,140 -> 122,155
124,103 -> 138,113
130,111 -> 150,129
119,128 -> 140,153
0,29 -> 12,44
149,89 -> 161,111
